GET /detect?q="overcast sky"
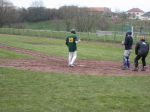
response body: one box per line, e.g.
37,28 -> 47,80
9,0 -> 150,12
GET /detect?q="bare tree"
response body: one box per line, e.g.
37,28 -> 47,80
0,0 -> 16,27
75,8 -> 102,32
59,6 -> 78,31
0,0 -> 10,26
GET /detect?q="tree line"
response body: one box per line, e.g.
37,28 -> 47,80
0,0 -> 115,31
1,0 -> 150,32
0,0 -> 58,25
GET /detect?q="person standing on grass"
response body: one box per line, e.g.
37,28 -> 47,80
66,29 -> 79,67
122,31 -> 133,70
133,36 -> 149,71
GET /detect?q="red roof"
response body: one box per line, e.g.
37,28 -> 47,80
88,7 -> 111,13
127,8 -> 144,13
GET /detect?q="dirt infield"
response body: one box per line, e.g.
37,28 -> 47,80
0,45 -> 150,76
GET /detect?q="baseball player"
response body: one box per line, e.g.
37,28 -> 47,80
122,32 -> 133,70
66,29 -> 79,67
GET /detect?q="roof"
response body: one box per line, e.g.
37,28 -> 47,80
142,12 -> 150,17
127,8 -> 144,13
88,7 -> 111,13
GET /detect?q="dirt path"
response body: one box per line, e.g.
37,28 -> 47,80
0,45 -> 150,76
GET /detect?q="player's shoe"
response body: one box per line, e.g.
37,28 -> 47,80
69,64 -> 74,67
141,67 -> 146,71
122,66 -> 129,70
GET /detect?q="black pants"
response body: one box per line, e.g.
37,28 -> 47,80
134,53 -> 148,67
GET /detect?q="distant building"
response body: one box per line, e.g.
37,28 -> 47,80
88,7 -> 111,14
127,8 -> 144,19
142,12 -> 150,20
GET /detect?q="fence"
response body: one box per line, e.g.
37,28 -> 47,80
0,28 -> 150,43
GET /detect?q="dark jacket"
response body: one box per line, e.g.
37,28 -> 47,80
135,40 -> 149,55
124,35 -> 133,50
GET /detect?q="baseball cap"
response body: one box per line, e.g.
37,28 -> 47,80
70,29 -> 76,34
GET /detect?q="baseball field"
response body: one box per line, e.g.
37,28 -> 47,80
0,34 -> 150,112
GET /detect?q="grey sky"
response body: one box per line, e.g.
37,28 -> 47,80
10,0 -> 150,12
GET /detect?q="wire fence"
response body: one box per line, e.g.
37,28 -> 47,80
0,28 -> 150,43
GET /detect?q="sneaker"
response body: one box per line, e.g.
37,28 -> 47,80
69,64 -> 74,67
141,67 -> 146,71
122,66 -> 129,70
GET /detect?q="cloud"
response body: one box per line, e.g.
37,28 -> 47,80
10,0 -> 150,12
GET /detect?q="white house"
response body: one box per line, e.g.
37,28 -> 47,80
141,12 -> 150,20
127,8 -> 144,20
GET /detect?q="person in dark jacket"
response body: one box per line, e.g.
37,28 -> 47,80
133,36 -> 149,71
122,32 -> 133,70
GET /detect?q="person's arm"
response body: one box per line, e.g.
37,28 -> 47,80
124,36 -> 129,45
66,37 -> 68,46
135,42 -> 139,55
148,43 -> 149,51
75,36 -> 79,43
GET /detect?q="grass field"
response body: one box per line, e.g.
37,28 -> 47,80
0,34 -> 149,63
0,34 -> 150,112
1,28 -> 150,46
4,20 -> 66,31
0,68 -> 150,112
0,49 -> 30,59
0,28 -> 134,43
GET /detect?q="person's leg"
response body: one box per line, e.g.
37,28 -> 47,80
68,52 -> 73,66
126,56 -> 130,68
123,56 -> 127,68
141,54 -> 147,71
133,55 -> 141,71
70,51 -> 77,66
127,49 -> 132,68
123,50 -> 131,69
123,50 -> 128,69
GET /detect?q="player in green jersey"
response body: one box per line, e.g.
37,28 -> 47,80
66,29 -> 79,67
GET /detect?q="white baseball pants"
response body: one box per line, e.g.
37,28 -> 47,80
68,51 -> 77,65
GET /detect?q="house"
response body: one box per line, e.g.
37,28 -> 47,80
127,8 -> 144,19
88,7 -> 111,14
141,12 -> 150,20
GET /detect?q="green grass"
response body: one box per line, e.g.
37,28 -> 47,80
0,34 -> 123,61
0,34 -> 150,112
23,21 -> 56,30
0,28 -> 139,43
0,34 -> 150,64
0,28 -> 68,39
0,68 -> 150,112
1,28 -> 150,44
0,49 -> 30,59
4,20 -> 66,31
23,20 -> 66,31
0,34 -> 67,57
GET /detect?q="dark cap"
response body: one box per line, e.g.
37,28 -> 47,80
126,32 -> 132,36
70,29 -> 76,34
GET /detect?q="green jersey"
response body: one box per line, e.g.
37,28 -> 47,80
66,34 -> 78,52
